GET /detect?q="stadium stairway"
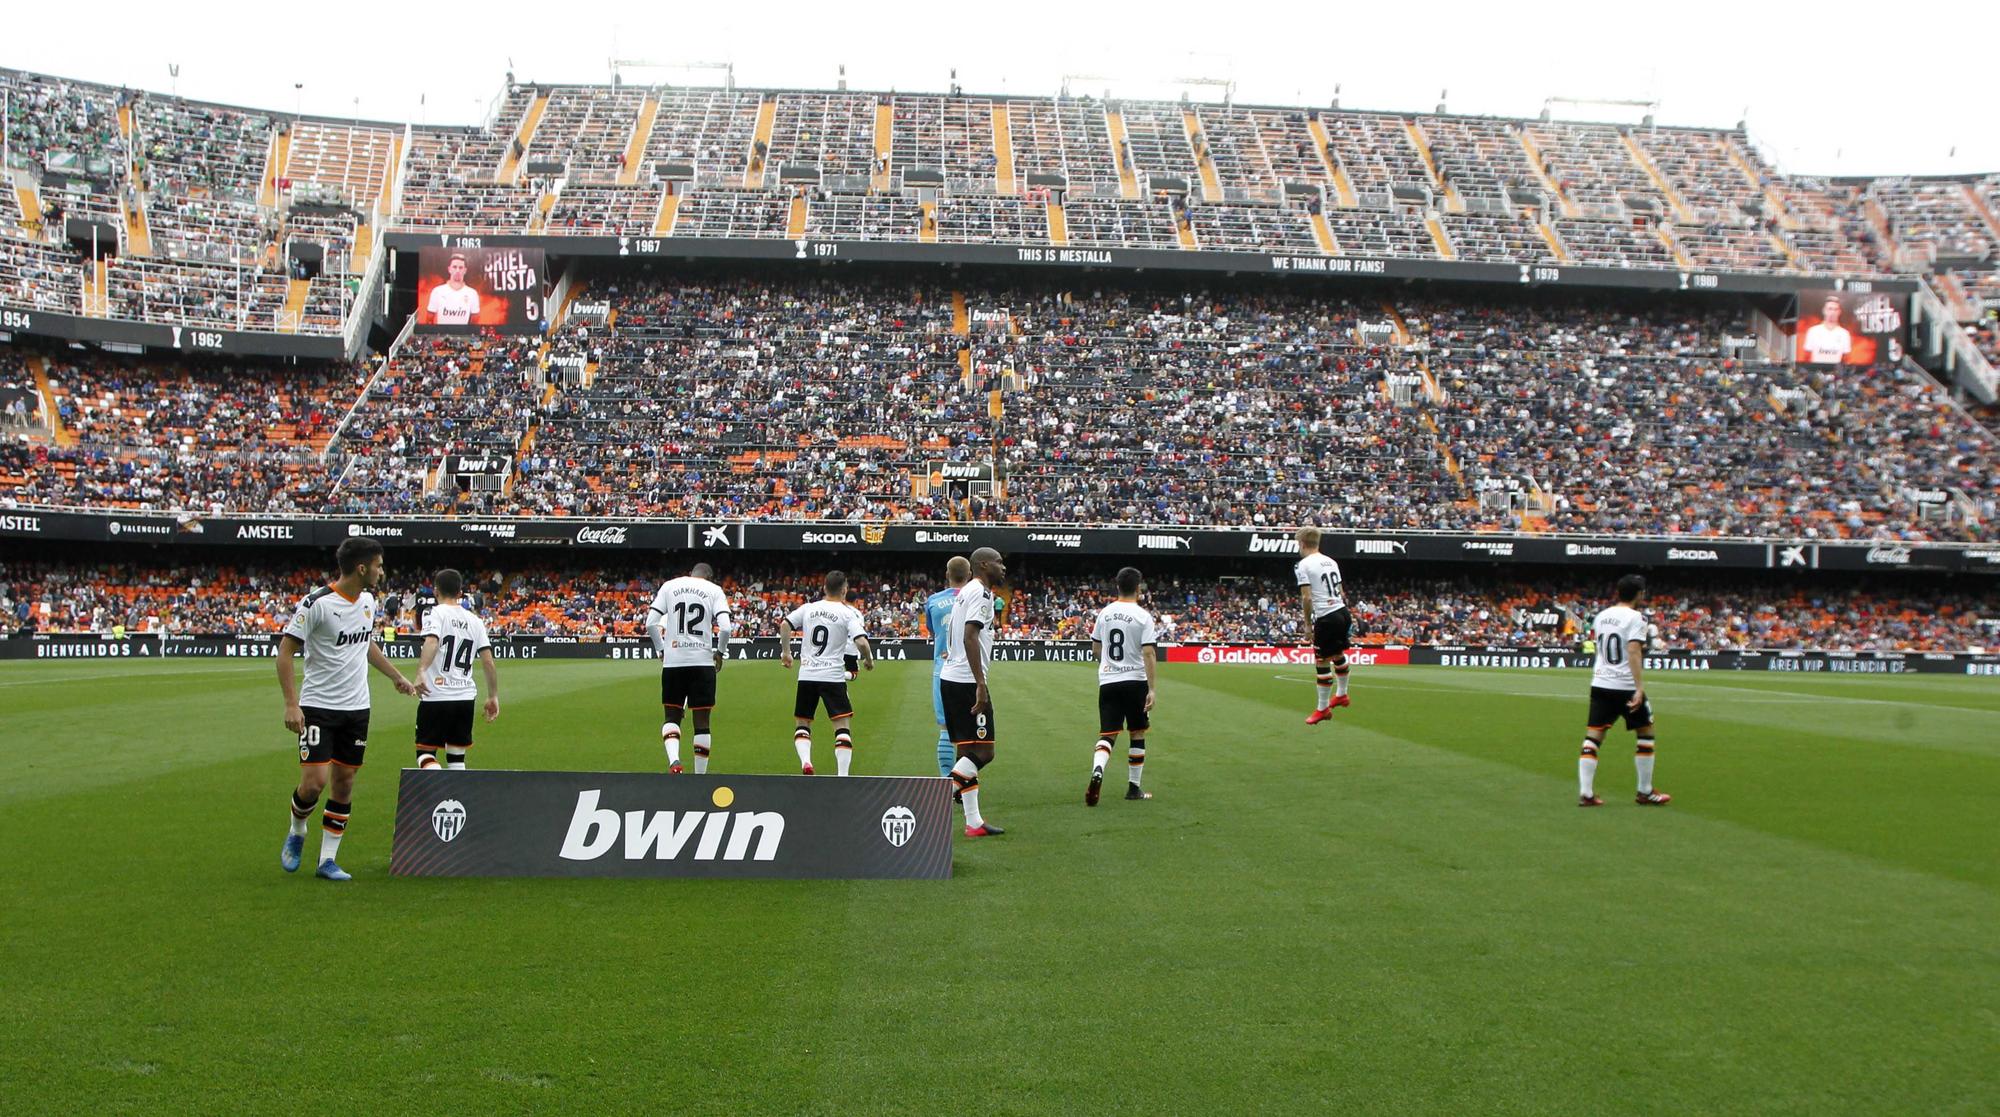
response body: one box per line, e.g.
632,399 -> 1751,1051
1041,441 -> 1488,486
1176,209 -> 1196,249
81,259 -> 108,316
619,94 -> 660,186
1426,215 -> 1454,259
1655,224 -> 1695,269
281,279 -> 310,333
1768,230 -> 1805,271
1404,120 -> 1456,209
1310,211 -> 1338,254
920,201 -> 938,243
1965,182 -> 2000,245
28,356 -> 73,448
1620,132 -> 1694,224
990,104 -> 1015,193
1724,137 -> 1799,229
12,176 -> 43,238
1516,129 -> 1577,218
1184,111 -> 1223,202
261,128 -> 291,208
655,192 -> 681,235
787,195 -> 808,238
121,193 -> 152,256
500,92 -> 549,185
1046,201 -> 1068,245
1303,116 -> 1358,208
1535,219 -> 1571,263
1381,301 -> 1413,345
952,292 -> 972,382
873,102 -> 894,191
745,99 -> 777,188
1103,109 -> 1141,199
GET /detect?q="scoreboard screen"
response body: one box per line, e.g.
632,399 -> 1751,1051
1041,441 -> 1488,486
415,246 -> 546,333
1795,288 -> 1906,366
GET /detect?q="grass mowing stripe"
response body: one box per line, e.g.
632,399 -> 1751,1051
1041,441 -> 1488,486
2,660 -> 1994,1114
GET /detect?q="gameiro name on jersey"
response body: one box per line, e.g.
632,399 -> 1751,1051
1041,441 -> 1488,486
649,576 -> 733,668
419,602 -> 491,702
939,578 -> 996,685
283,586 -> 378,710
1294,553 -> 1347,618
1590,604 -> 1650,690
1092,601 -> 1158,685
787,601 -> 866,683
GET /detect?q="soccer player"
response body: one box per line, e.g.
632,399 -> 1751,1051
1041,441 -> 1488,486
277,537 -> 418,881
1295,527 -> 1354,724
1802,293 -> 1854,365
1580,574 -> 1671,807
645,562 -> 733,774
941,547 -> 1007,837
425,253 -> 482,325
413,568 -> 499,770
923,557 -> 971,778
1088,566 -> 1158,806
780,571 -> 873,776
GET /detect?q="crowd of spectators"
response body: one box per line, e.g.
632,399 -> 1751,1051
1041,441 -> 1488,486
4,272 -> 1995,539
3,553 -> 1990,654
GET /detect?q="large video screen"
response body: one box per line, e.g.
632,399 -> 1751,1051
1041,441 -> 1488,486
1795,288 -> 1906,366
415,246 -> 546,333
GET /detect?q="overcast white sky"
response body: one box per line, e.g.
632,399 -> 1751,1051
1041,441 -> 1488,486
12,0 -> 1995,177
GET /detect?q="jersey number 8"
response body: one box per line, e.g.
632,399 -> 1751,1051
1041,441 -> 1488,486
1107,629 -> 1126,661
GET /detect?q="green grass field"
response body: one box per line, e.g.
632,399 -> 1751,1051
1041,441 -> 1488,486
3,658 -> 1995,1114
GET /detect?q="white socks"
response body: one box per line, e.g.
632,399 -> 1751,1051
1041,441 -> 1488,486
834,729 -> 854,776
1579,742 -> 1599,797
794,729 -> 813,770
320,829 -> 343,864
952,756 -> 983,828
1636,740 -> 1656,794
1128,746 -> 1146,787
445,749 -> 467,770
662,722 -> 681,767
1335,670 -> 1350,698
693,733 -> 711,775
1092,739 -> 1112,776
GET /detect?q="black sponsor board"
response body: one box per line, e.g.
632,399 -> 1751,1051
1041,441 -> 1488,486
390,769 -> 953,880
7,511 -> 1994,574
0,304 -> 345,359
8,634 -> 1996,672
383,232 -> 1914,297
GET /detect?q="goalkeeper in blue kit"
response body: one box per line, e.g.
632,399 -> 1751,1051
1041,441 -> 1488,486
924,557 -> 972,777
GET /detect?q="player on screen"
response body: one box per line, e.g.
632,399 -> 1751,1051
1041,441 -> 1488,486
645,562 -> 733,774
1295,527 -> 1354,724
426,253 -> 482,325
780,570 -> 873,776
924,558 -> 971,778
276,537 -> 418,882
1087,566 -> 1159,806
1578,574 -> 1671,807
941,547 -> 1007,836
413,568 -> 500,771
1802,294 -> 1854,365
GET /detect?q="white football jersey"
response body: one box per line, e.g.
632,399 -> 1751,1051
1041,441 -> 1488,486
1091,600 -> 1158,684
419,602 -> 491,703
1803,321 -> 1853,365
843,605 -> 863,656
939,578 -> 996,685
426,282 -> 481,325
649,576 -> 732,667
1294,552 -> 1346,618
282,586 -> 378,710
787,600 -> 865,683
1590,604 -> 1650,690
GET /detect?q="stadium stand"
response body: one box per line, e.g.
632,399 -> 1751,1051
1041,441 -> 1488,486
2,554 -> 1989,653
890,95 -> 998,193
1006,97 -> 1120,196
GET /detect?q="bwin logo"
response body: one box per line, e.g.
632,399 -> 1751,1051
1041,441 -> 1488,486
432,799 -> 467,843
559,789 -> 784,862
880,806 -> 916,848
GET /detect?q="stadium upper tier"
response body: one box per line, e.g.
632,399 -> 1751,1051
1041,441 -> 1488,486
2,277 -> 1994,541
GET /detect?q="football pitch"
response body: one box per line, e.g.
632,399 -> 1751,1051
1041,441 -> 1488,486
3,658 -> 1995,1115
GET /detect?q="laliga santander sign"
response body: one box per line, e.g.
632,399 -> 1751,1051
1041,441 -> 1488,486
1165,645 -> 1410,666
